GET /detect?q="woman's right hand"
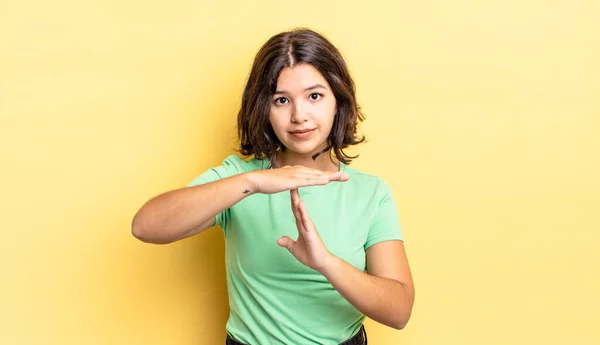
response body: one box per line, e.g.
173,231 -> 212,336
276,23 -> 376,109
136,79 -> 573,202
246,165 -> 350,195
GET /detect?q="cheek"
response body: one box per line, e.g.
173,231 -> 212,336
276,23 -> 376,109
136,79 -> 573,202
269,109 -> 286,133
318,99 -> 337,127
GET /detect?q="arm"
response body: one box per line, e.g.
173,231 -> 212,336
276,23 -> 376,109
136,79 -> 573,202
131,172 -> 255,244
279,190 -> 414,329
320,241 -> 415,330
132,165 -> 349,244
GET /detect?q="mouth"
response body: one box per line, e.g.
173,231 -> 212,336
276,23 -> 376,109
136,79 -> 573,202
289,128 -> 316,139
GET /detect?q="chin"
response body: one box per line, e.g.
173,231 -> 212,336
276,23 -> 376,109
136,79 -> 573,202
285,146 -> 316,155
284,142 -> 326,156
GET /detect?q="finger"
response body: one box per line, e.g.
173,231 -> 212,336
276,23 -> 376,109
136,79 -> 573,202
290,189 -> 305,232
298,200 -> 315,233
294,172 -> 327,180
297,171 -> 348,184
290,197 -> 301,222
302,167 -> 345,178
306,173 -> 345,186
277,236 -> 296,251
328,171 -> 350,182
291,189 -> 301,208
293,176 -> 329,188
306,177 -> 330,186
289,166 -> 333,178
297,166 -> 325,174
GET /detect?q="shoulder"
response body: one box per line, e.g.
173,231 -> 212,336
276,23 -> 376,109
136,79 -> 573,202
187,154 -> 268,187
341,163 -> 394,198
219,154 -> 246,171
219,154 -> 260,171
213,154 -> 270,174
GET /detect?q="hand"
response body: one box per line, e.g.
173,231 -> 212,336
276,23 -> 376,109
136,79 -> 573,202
247,165 -> 349,195
276,189 -> 334,272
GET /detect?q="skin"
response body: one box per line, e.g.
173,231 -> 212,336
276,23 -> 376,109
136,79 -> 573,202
268,63 -> 339,172
132,62 -> 414,330
270,63 -> 415,329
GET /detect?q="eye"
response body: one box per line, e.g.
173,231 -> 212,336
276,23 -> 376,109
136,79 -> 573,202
274,97 -> 289,105
309,93 -> 322,101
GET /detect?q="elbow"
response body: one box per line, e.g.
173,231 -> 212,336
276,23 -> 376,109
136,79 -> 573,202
131,212 -> 169,245
390,302 -> 413,330
391,318 -> 409,330
389,313 -> 411,330
390,282 -> 414,330
131,214 -> 150,242
131,220 -> 147,242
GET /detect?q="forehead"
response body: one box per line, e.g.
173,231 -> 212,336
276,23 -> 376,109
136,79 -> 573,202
276,64 -> 330,91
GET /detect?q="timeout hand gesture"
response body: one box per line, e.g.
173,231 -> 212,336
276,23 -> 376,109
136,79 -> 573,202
277,189 -> 334,272
249,165 -> 349,195
246,165 -> 350,271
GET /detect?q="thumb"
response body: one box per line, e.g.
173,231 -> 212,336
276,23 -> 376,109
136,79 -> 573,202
277,236 -> 296,251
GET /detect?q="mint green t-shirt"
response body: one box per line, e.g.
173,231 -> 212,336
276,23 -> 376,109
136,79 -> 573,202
187,155 -> 403,345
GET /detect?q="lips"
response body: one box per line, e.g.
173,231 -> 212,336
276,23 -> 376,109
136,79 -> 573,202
290,128 -> 315,134
289,128 -> 316,139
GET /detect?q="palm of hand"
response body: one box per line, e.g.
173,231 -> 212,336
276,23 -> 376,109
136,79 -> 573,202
276,189 -> 333,272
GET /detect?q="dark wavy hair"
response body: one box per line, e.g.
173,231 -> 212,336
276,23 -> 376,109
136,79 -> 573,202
236,28 -> 366,167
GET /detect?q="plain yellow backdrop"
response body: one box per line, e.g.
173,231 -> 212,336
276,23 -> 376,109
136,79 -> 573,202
1,1 -> 599,344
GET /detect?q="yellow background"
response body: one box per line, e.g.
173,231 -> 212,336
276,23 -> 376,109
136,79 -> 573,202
1,1 -> 599,344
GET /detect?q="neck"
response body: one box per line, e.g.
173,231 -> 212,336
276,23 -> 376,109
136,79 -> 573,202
275,149 -> 340,172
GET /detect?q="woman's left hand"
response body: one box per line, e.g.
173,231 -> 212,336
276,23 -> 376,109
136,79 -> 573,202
277,189 -> 334,272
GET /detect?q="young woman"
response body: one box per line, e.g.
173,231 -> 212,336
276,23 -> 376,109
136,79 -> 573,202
132,28 -> 415,345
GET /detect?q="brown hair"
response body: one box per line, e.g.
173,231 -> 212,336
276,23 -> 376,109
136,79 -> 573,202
237,28 -> 366,167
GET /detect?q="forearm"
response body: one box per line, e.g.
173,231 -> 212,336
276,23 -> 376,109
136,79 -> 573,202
132,172 -> 256,244
319,256 -> 413,330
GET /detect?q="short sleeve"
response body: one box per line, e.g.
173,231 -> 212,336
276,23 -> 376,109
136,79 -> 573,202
365,183 -> 403,249
185,155 -> 246,229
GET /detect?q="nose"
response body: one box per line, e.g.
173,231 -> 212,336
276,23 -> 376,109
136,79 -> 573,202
291,101 -> 307,123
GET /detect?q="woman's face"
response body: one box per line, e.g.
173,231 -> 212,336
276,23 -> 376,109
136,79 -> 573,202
269,63 -> 337,156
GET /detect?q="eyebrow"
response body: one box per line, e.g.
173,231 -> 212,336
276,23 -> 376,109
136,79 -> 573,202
274,84 -> 327,95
